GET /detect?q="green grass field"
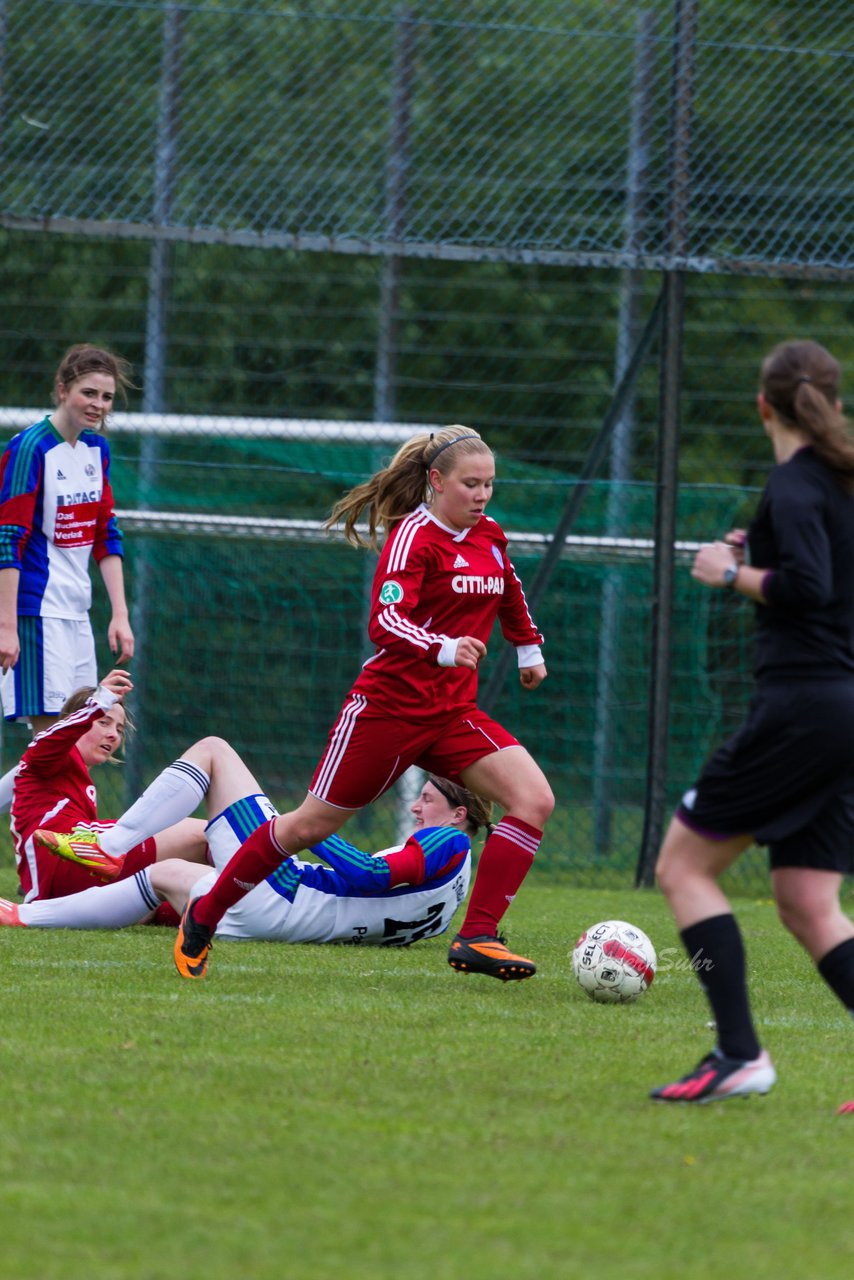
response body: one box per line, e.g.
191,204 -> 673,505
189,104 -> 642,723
1,867 -> 852,1280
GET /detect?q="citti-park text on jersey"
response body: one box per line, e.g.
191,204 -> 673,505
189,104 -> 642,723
452,574 -> 504,594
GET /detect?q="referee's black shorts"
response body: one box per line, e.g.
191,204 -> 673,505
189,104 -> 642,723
677,678 -> 854,873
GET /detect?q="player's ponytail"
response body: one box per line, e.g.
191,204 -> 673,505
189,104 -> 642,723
325,424 -> 491,549
761,340 -> 854,488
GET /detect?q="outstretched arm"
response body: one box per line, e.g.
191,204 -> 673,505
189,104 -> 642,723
311,826 -> 469,892
21,670 -> 131,779
308,832 -> 393,892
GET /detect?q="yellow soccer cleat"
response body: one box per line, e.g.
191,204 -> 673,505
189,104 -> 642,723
35,827 -> 125,882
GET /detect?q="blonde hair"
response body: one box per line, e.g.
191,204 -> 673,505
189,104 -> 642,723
324,425 -> 493,549
761,340 -> 854,486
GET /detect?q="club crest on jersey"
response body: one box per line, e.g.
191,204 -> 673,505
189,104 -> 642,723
379,579 -> 404,605
491,545 -> 504,569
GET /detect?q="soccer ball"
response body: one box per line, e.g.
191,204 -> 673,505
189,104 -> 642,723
572,919 -> 656,1004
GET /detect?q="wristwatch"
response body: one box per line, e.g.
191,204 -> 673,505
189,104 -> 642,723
722,563 -> 740,587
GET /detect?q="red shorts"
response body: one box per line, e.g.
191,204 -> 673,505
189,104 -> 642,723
309,696 -> 520,810
24,835 -> 157,901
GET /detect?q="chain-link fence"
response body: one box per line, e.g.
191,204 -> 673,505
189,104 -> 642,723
4,1 -> 851,274
1,1 -> 853,890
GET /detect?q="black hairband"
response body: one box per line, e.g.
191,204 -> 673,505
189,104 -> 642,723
429,775 -> 460,805
426,433 -> 481,468
428,774 -> 474,818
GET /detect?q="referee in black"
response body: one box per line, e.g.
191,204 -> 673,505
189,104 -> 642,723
650,339 -> 854,1111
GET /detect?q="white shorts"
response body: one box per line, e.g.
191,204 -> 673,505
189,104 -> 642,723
1,616 -> 97,721
195,793 -> 471,946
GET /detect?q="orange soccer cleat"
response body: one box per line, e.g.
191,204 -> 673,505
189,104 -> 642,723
174,898 -> 213,980
447,932 -> 536,981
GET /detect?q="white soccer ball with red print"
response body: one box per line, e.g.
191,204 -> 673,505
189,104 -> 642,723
572,919 -> 656,1004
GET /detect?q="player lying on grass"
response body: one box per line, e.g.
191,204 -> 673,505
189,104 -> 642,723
9,667 -> 207,910
2,740 -> 489,949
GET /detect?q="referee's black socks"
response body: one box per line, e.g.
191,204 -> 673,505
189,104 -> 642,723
817,937 -> 854,1015
680,913 -> 762,1061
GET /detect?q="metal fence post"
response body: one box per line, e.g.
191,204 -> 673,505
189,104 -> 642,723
126,1 -> 183,800
593,8 -> 657,856
636,0 -> 698,886
374,5 -> 415,427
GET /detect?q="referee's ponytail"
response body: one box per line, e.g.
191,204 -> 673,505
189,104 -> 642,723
761,340 -> 854,488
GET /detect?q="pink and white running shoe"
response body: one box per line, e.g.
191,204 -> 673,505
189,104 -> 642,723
651,1048 -> 776,1103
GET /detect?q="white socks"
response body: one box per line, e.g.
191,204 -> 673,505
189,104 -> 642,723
0,763 -> 18,814
99,759 -> 211,857
19,870 -> 160,928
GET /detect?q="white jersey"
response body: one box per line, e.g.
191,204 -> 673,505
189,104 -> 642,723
0,417 -> 123,619
200,794 -> 471,945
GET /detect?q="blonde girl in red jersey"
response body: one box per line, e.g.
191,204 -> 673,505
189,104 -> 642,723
174,426 -> 555,980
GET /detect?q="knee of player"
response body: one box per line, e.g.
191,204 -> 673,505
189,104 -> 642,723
654,853 -> 679,899
149,859 -> 178,897
539,782 -> 556,823
521,780 -> 555,828
276,810 -> 336,851
774,895 -> 810,941
189,735 -> 232,768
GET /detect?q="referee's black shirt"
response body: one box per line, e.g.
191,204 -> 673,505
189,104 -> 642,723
748,445 -> 854,680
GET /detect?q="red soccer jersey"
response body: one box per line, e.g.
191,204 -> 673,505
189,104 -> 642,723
351,504 -> 543,720
11,700 -> 116,901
